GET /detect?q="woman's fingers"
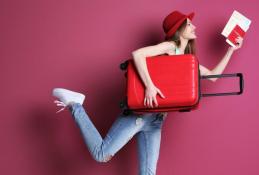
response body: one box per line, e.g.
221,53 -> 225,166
150,98 -> 153,108
146,97 -> 152,108
153,96 -> 158,107
144,86 -> 166,108
231,36 -> 243,51
146,98 -> 150,108
235,37 -> 243,46
148,98 -> 152,108
147,97 -> 157,108
157,88 -> 166,98
144,97 -> 152,108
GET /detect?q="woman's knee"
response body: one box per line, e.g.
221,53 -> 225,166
91,147 -> 114,163
94,154 -> 113,163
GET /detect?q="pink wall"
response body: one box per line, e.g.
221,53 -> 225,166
1,0 -> 258,175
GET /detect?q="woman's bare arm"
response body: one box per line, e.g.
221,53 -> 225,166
132,42 -> 175,87
199,37 -> 244,82
199,47 -> 234,82
132,41 -> 175,108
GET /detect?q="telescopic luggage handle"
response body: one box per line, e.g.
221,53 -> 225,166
200,73 -> 244,97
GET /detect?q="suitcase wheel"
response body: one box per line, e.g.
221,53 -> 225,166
119,97 -> 128,109
120,61 -> 129,70
123,109 -> 132,116
119,100 -> 126,108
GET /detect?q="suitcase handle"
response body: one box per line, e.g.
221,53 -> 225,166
200,73 -> 244,97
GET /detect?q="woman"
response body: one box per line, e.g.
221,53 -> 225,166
52,10 -> 243,175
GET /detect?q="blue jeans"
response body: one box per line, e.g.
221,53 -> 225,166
69,103 -> 167,175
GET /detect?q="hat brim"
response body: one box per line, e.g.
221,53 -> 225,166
165,12 -> 195,40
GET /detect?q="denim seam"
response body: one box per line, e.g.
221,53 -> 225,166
143,132 -> 148,175
106,119 -> 123,145
102,118 -> 125,157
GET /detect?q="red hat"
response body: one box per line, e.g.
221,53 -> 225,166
163,10 -> 195,40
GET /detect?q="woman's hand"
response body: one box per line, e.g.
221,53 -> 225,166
144,84 -> 165,108
229,36 -> 244,51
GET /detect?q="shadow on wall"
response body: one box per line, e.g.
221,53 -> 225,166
207,21 -> 228,57
19,105 -> 94,175
132,22 -> 163,49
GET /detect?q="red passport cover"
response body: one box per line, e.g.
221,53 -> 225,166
227,24 -> 245,45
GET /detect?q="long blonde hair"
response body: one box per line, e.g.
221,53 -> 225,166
165,19 -> 196,55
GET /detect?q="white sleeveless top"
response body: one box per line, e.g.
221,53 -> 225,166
175,47 -> 182,55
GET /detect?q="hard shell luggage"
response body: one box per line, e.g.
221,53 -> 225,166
119,54 -> 244,115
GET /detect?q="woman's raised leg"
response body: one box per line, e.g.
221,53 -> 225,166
69,102 -> 145,163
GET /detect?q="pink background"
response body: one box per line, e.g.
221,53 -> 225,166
1,0 -> 258,175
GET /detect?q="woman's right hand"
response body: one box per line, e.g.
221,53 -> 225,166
144,84 -> 166,108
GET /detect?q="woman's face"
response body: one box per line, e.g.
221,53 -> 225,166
180,18 -> 197,40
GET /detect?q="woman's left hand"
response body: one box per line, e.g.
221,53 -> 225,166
229,36 -> 244,51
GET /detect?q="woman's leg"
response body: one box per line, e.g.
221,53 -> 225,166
69,102 -> 145,163
136,114 -> 165,175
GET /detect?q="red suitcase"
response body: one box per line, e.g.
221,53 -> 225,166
119,54 -> 244,115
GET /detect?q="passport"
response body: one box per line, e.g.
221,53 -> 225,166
221,10 -> 251,47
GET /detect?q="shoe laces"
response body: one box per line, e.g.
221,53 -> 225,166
54,100 -> 68,113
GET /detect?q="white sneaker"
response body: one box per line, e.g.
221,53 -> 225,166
52,88 -> 85,113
